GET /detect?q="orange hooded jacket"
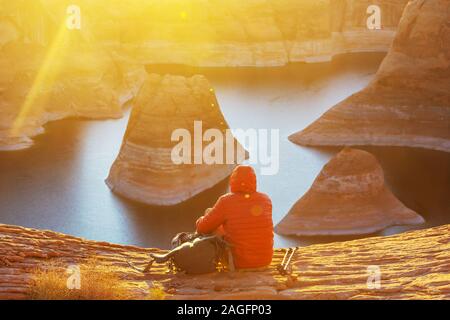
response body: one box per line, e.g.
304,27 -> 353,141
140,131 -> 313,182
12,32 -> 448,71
196,165 -> 273,269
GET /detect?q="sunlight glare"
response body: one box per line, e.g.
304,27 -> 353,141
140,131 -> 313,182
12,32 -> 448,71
11,21 -> 69,137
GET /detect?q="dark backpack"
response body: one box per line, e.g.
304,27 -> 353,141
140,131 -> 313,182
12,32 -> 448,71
149,233 -> 231,274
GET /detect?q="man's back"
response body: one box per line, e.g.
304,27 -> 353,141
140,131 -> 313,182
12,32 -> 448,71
218,191 -> 273,269
196,165 -> 274,269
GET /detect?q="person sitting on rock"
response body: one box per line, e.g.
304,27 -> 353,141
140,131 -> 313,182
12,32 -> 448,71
196,165 -> 273,269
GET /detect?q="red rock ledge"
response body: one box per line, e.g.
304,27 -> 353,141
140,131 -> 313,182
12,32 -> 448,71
0,223 -> 449,300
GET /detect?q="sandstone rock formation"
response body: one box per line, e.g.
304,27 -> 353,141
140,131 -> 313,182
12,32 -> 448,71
0,44 -> 127,150
106,74 -> 245,206
0,0 -> 410,150
289,0 -> 450,152
275,148 -> 424,236
101,0 -> 408,66
6,0 -> 409,67
289,0 -> 408,63
0,2 -> 144,150
0,223 -> 449,300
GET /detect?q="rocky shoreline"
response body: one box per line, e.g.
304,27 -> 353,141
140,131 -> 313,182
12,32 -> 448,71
290,0 -> 450,153
1,223 -> 449,300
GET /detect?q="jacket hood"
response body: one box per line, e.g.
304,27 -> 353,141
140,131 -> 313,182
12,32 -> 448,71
230,165 -> 257,194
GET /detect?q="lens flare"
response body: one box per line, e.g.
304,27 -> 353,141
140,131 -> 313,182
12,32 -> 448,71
11,21 -> 68,137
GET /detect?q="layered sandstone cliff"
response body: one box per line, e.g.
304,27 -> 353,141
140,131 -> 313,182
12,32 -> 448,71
100,0 -> 408,66
0,0 -> 410,150
106,74 -> 245,206
0,45 -> 128,150
0,223 -> 449,300
7,0 -> 408,67
0,1 -> 144,150
275,148 -> 424,236
289,0 -> 450,152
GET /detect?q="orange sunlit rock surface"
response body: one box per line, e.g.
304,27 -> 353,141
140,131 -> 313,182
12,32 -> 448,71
0,0 -> 409,149
0,223 -> 448,300
0,1 -> 142,150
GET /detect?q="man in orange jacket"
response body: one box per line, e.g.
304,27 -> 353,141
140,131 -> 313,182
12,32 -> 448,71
196,165 -> 273,269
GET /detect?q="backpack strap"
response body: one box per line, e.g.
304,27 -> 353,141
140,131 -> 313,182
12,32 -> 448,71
149,251 -> 173,264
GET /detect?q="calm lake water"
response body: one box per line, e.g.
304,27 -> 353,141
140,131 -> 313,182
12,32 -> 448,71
0,53 -> 448,249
